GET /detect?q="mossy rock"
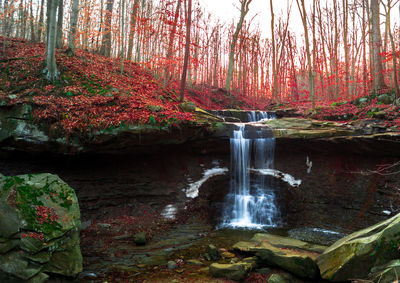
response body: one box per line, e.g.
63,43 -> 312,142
316,213 -> 400,281
209,261 -> 254,281
0,173 -> 82,281
233,233 -> 326,279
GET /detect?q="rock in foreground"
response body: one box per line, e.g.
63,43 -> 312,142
0,173 -> 82,282
233,233 -> 326,279
209,258 -> 256,281
316,213 -> 400,281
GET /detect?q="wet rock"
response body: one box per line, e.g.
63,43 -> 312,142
316,212 -> 400,281
206,244 -> 220,261
263,118 -> 353,139
0,173 -> 82,281
209,261 -> 253,281
134,232 -> 147,246
268,274 -> 287,283
370,259 -> 400,283
224,117 -> 241,123
167,261 -> 177,270
234,233 -> 325,279
288,227 -> 345,246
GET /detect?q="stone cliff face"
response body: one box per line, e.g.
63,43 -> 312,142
1,106 -> 400,235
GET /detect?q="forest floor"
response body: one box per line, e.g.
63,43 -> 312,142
1,37 -> 400,135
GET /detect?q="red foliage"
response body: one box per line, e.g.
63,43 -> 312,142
21,232 -> 45,242
35,205 -> 58,225
0,38 -> 195,134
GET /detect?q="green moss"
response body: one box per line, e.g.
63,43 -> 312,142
13,176 -> 75,238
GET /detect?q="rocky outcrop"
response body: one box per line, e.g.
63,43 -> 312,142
316,213 -> 400,281
0,173 -> 82,282
233,233 -> 326,279
0,104 -> 224,155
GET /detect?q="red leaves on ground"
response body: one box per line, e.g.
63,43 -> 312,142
0,38 -> 195,134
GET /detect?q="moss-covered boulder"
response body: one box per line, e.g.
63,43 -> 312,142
233,233 -> 326,279
316,213 -> 400,281
0,173 -> 82,282
209,259 -> 256,281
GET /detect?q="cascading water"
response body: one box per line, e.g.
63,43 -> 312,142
247,111 -> 276,122
221,111 -> 280,229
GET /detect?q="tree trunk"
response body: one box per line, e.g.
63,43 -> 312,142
371,0 -> 387,91
100,0 -> 114,57
296,0 -> 315,108
56,0 -> 63,48
343,0 -> 349,98
225,0 -> 252,92
127,0 -> 139,61
270,0 -> 277,101
30,1 -> 36,42
67,0 -> 79,55
163,0 -> 181,85
179,0 -> 192,102
120,0 -> 125,73
37,0 -> 44,42
45,0 -> 59,82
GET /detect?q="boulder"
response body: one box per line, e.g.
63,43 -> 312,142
370,259 -> 400,283
134,232 -> 147,246
0,173 -> 82,282
233,233 -> 326,279
209,260 -> 255,281
316,213 -> 400,281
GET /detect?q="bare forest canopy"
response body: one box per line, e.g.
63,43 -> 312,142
0,0 -> 399,107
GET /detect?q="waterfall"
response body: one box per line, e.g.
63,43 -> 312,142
221,112 -> 280,229
247,111 -> 276,122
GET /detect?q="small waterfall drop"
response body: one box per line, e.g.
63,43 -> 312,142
221,111 -> 280,229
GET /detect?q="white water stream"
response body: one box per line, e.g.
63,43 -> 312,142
221,111 -> 283,229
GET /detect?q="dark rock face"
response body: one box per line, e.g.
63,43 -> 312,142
0,151 -> 229,223
275,144 -> 400,233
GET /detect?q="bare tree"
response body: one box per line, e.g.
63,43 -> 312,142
270,0 -> 277,100
180,0 -> 192,101
67,0 -> 79,55
45,0 -> 59,81
371,0 -> 387,91
127,0 -> 140,61
225,0 -> 252,92
100,0 -> 115,57
296,0 -> 315,108
56,0 -> 63,48
381,0 -> 400,98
